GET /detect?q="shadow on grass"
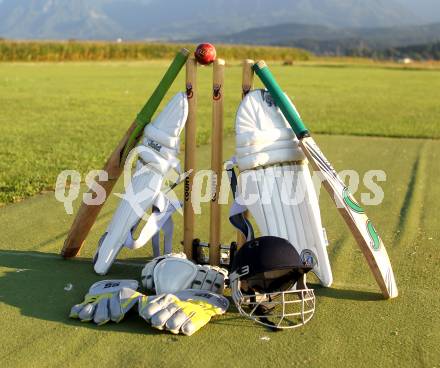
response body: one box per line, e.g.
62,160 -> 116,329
0,249 -> 383,339
0,250 -> 170,335
313,284 -> 383,301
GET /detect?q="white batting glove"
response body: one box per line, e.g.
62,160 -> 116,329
69,280 -> 141,325
191,265 -> 228,294
141,252 -> 187,290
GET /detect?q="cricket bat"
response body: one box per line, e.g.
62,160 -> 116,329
61,48 -> 189,258
253,60 -> 398,299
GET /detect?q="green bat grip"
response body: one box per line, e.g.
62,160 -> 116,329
252,60 -> 309,139
122,48 -> 190,162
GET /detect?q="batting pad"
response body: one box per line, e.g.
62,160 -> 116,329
235,90 -> 332,286
93,93 -> 188,275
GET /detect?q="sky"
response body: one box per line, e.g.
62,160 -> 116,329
396,0 -> 440,22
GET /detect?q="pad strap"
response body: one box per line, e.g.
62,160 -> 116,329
123,174 -> 186,257
226,158 -> 254,242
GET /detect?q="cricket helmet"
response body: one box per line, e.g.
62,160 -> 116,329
229,236 -> 315,329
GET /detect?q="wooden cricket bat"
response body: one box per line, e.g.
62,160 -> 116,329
253,60 -> 398,299
209,59 -> 225,266
61,48 -> 189,258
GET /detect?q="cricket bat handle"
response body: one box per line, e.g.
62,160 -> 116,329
253,60 -> 309,139
61,121 -> 136,258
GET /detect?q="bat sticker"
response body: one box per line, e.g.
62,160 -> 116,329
367,220 -> 381,251
343,187 -> 365,214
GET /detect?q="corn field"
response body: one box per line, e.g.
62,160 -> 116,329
0,40 -> 311,62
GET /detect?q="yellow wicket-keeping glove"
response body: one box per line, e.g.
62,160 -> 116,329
138,289 -> 229,336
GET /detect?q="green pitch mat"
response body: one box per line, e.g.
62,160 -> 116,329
1,135 -> 438,367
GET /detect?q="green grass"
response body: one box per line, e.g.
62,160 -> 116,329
0,136 -> 439,367
0,61 -> 439,205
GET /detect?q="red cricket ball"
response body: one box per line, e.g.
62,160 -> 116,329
194,43 -> 216,65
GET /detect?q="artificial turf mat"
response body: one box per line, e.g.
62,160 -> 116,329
0,135 -> 439,367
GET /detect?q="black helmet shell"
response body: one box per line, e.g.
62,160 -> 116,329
231,236 -> 312,279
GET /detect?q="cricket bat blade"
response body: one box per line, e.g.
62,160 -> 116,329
301,136 -> 398,298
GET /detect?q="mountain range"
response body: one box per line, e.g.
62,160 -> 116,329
208,22 -> 440,55
1,0 -> 439,41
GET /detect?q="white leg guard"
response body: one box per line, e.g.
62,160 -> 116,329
93,93 -> 188,275
235,89 -> 332,286
238,164 -> 332,286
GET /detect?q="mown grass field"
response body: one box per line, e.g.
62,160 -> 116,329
0,59 -> 439,367
0,60 -> 439,204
